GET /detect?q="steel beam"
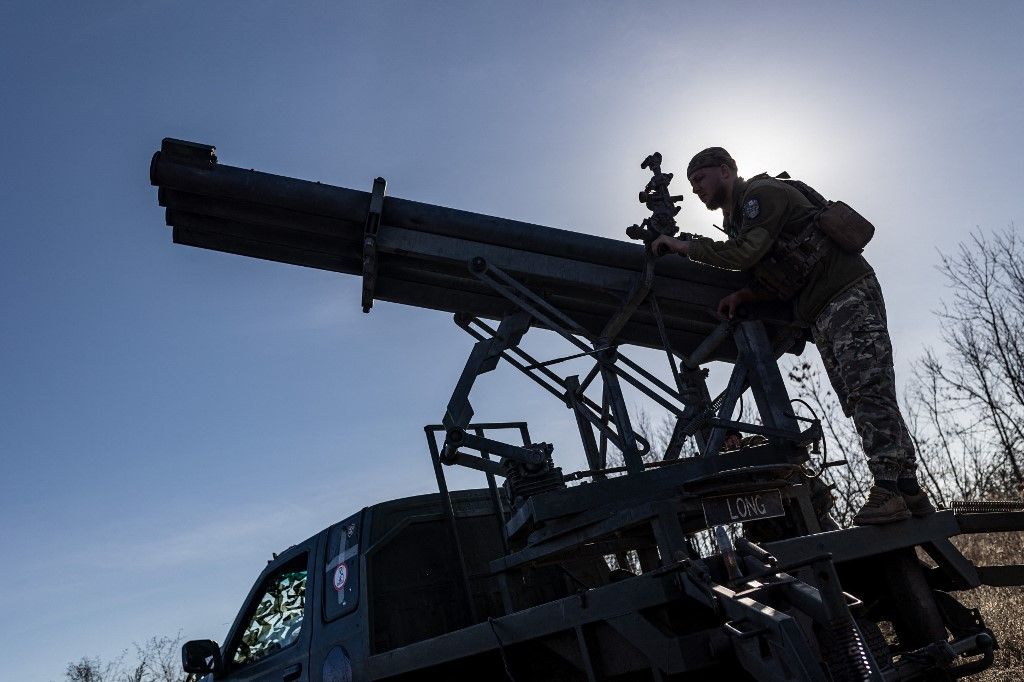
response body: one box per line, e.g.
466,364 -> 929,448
764,511 -> 962,565
365,572 -> 684,679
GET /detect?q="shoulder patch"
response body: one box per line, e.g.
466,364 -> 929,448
743,198 -> 760,220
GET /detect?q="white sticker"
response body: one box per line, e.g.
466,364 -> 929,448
333,563 -> 348,592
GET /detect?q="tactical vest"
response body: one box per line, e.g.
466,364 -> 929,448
743,173 -> 873,299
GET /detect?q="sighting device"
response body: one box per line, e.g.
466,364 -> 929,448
625,152 -> 693,254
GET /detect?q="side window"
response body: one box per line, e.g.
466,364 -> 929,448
324,512 -> 361,621
232,554 -> 308,667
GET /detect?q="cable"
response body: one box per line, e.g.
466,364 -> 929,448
790,397 -> 829,475
488,617 -> 517,682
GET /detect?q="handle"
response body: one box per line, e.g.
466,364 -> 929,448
283,662 -> 302,682
724,619 -> 766,640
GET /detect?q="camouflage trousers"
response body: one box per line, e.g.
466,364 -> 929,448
811,274 -> 916,482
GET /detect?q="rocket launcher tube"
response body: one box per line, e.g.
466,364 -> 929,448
151,139 -> 802,362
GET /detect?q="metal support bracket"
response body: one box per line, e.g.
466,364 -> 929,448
444,429 -> 552,466
361,176 -> 387,313
600,253 -> 656,342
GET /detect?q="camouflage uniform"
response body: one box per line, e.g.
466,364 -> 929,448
812,273 -> 915,481
685,148 -> 913,483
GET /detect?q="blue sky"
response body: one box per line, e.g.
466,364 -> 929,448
2,2 -> 1023,679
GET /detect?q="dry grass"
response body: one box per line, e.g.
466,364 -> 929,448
950,532 -> 1024,680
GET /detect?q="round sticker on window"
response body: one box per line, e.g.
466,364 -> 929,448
333,563 -> 348,592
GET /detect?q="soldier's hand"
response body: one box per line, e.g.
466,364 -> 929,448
717,291 -> 746,319
649,235 -> 687,258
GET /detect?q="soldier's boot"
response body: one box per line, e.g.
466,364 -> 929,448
902,491 -> 936,516
898,477 -> 936,517
853,485 -> 912,525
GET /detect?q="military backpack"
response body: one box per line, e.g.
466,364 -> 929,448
748,172 -> 874,298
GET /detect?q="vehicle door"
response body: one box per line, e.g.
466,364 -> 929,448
310,510 -> 364,682
220,536 -> 322,682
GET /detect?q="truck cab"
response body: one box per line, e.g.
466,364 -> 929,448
183,488 -> 587,682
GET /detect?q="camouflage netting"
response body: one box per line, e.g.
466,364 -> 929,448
234,569 -> 307,665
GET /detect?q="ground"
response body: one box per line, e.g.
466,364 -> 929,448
953,532 -> 1024,679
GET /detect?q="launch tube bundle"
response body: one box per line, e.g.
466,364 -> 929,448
150,138 -> 801,361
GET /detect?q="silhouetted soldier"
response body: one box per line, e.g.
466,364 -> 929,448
651,147 -> 933,525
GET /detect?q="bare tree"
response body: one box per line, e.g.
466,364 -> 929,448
61,635 -> 189,682
64,657 -> 117,682
908,226 -> 1024,500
